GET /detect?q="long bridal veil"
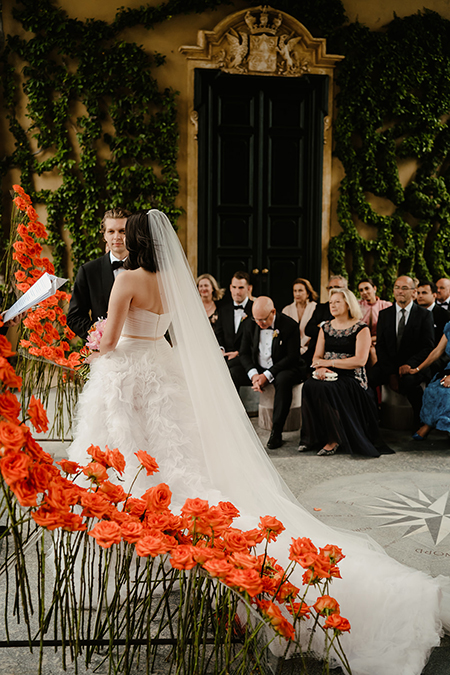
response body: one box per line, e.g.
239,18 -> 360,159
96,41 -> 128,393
148,210 -> 448,675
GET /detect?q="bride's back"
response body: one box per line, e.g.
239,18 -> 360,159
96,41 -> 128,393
127,268 -> 165,315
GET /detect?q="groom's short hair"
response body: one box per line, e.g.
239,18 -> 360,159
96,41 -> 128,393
232,270 -> 250,284
100,208 -> 131,233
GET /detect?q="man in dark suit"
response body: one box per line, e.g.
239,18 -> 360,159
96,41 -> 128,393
304,275 -> 347,364
369,275 -> 435,426
67,208 -> 130,339
416,279 -> 450,375
240,296 -> 306,449
215,271 -> 253,389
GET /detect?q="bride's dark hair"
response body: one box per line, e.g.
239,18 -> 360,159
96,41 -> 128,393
124,211 -> 158,272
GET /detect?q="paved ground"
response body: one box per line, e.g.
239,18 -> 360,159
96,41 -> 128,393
2,413 -> 450,674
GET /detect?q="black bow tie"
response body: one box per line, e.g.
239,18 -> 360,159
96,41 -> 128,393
234,304 -> 245,310
439,301 -> 449,309
111,260 -> 124,271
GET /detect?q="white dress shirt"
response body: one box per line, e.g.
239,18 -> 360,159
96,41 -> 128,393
395,301 -> 414,334
109,252 -> 127,279
247,318 -> 275,384
233,296 -> 249,333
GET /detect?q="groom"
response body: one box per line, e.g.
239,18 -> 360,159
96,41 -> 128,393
67,208 -> 130,339
240,296 -> 306,449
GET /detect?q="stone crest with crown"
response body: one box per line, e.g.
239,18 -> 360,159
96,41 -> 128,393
221,5 -> 308,75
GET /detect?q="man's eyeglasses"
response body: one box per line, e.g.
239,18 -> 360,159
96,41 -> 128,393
393,285 -> 414,291
252,310 -> 274,324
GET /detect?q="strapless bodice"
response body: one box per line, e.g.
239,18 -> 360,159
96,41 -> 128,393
121,306 -> 171,340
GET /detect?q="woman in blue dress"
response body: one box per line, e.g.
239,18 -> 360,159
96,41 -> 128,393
413,321 -> 450,439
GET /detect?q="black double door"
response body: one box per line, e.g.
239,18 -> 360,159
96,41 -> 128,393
195,69 -> 328,310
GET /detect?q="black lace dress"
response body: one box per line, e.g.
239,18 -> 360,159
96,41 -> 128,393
300,321 -> 393,457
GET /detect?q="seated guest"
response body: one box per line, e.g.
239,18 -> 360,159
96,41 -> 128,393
416,279 -> 450,346
215,271 -> 253,390
240,296 -> 306,449
304,274 -> 347,363
196,273 -> 224,332
436,277 -> 450,310
282,278 -> 318,355
410,321 -> 450,440
358,278 -> 392,366
369,275 -> 435,428
299,289 -> 393,457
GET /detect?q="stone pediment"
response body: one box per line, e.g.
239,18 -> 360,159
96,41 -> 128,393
179,5 -> 343,77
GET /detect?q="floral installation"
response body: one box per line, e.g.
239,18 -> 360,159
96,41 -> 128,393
0,321 -> 352,674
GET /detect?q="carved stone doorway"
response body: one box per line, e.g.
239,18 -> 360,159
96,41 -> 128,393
180,6 -> 343,298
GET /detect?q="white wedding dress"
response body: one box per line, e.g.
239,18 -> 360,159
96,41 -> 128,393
68,210 -> 449,675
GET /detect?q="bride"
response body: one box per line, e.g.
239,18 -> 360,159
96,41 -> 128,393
68,210 -> 449,675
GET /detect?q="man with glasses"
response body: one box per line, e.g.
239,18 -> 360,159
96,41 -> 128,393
369,275 -> 435,427
303,275 -> 348,364
240,296 -> 306,449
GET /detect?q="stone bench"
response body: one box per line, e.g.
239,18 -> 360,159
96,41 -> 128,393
380,385 -> 414,430
258,383 -> 303,432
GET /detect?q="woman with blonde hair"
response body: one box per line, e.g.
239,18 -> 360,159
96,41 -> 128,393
282,277 -> 318,354
196,273 -> 224,330
299,288 -> 392,457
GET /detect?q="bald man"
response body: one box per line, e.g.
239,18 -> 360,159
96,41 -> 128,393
240,296 -> 306,449
436,278 -> 450,311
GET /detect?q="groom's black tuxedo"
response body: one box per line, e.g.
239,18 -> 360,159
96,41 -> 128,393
215,299 -> 253,389
67,254 -> 115,339
240,312 -> 306,433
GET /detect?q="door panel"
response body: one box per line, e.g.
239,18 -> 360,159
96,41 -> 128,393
196,70 -> 327,310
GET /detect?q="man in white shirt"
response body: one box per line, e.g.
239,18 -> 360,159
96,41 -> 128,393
369,275 -> 435,427
240,296 -> 305,449
68,208 -> 130,339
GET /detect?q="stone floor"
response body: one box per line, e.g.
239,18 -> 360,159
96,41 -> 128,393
2,411 -> 450,674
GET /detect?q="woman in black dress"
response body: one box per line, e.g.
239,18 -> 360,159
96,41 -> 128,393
299,288 -> 393,457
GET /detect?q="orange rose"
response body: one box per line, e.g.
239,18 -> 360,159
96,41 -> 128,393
80,492 -> 111,519
313,595 -> 340,616
0,451 -> 31,486
100,480 -> 128,504
32,504 -> 65,530
82,462 -> 109,484
135,449 -> 159,476
0,391 -> 21,422
0,357 -> 22,389
12,252 -> 32,269
191,545 -> 216,565
230,552 -> 259,570
243,528 -> 266,547
0,422 -> 26,451
202,558 -> 233,579
225,568 -> 264,597
170,545 -> 198,570
259,515 -> 285,541
257,600 -> 295,640
218,501 -> 240,518
222,528 -> 250,553
86,444 -> 107,465
33,463 -> 59,491
323,614 -> 351,633
0,336 -> 15,358
89,521 -> 122,549
181,497 -> 210,518
287,601 -> 311,620
275,581 -> 300,603
60,512 -> 87,532
120,520 -> 143,543
124,497 -> 147,517
319,544 -> 345,565
135,532 -> 172,557
104,445 -> 125,475
27,396 -> 49,433
12,478 -> 38,507
26,205 -> 39,221
56,459 -> 81,475
142,483 -> 172,513
144,512 -> 173,531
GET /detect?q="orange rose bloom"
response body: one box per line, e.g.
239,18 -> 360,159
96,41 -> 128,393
257,600 -> 295,641
86,444 -> 107,465
202,558 -> 233,579
56,459 -> 80,474
225,568 -> 264,597
275,581 -> 300,603
89,521 -> 122,549
287,601 -> 311,620
191,545 -> 216,565
313,595 -> 340,616
82,462 -> 109,484
144,511 -> 173,531
218,501 -> 240,518
259,515 -> 285,541
0,336 -> 15,358
319,544 -> 345,565
120,520 -> 144,543
0,450 -> 31,486
80,492 -> 111,519
0,357 -> 22,389
230,552 -> 259,570
104,445 -> 125,475
124,497 -> 147,517
324,614 -> 351,633
100,480 -> 128,504
181,497 -> 210,518
142,483 -> 172,513
222,528 -> 251,553
135,449 -> 159,476
0,422 -> 26,451
135,532 -> 172,557
170,544 -> 198,570
27,396 -> 49,433
243,528 -> 266,547
32,504 -> 65,530
60,512 -> 87,532
0,391 -> 21,422
12,478 -> 38,507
